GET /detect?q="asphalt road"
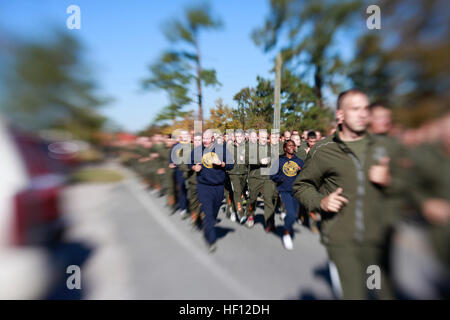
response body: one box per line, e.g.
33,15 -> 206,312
60,162 -> 334,300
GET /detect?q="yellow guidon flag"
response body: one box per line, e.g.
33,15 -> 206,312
201,152 -> 220,169
282,161 -> 300,177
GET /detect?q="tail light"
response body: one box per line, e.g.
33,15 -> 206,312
12,175 -> 64,246
9,128 -> 67,246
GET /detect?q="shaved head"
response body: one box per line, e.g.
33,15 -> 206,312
203,129 -> 214,147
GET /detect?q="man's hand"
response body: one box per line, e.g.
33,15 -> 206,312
169,163 -> 176,169
150,153 -> 159,159
211,154 -> 222,166
369,157 -> 391,187
320,188 -> 349,213
422,198 -> 450,225
193,163 -> 202,172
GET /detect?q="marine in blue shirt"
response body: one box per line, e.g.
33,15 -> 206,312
190,129 -> 234,252
271,140 -> 304,250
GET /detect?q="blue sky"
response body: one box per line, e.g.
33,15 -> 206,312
0,0 -> 360,132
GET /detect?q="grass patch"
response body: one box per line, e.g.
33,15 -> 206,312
71,168 -> 124,183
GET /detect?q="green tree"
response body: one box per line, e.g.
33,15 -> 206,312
143,3 -> 222,124
142,51 -> 192,124
205,98 -> 241,131
280,69 -> 331,131
233,76 -> 277,129
233,71 -> 332,132
350,0 -> 449,127
1,32 -> 108,143
252,0 -> 362,108
347,33 -> 391,102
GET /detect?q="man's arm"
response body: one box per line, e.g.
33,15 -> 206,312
293,152 -> 324,213
296,148 -> 308,162
270,158 -> 283,183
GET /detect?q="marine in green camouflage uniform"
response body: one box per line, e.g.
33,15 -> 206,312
295,146 -> 308,162
149,137 -> 167,190
223,137 -> 235,219
132,143 -> 153,184
293,126 -> 397,299
163,138 -> 177,208
227,131 -> 248,222
178,138 -> 201,221
390,137 -> 450,299
246,131 -> 279,229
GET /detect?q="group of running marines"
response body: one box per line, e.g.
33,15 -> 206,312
113,88 -> 449,300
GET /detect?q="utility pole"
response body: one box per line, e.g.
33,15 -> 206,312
273,52 -> 282,132
263,52 -> 283,177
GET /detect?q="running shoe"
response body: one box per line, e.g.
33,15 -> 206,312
208,242 -> 217,253
246,215 -> 254,228
265,221 -> 275,233
282,234 -> 293,250
179,209 -> 188,219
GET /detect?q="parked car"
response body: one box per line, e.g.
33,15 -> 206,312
0,117 -> 68,299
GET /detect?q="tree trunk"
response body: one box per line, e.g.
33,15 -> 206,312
314,64 -> 323,109
273,53 -> 282,131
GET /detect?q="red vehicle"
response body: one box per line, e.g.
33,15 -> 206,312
0,117 -> 70,299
